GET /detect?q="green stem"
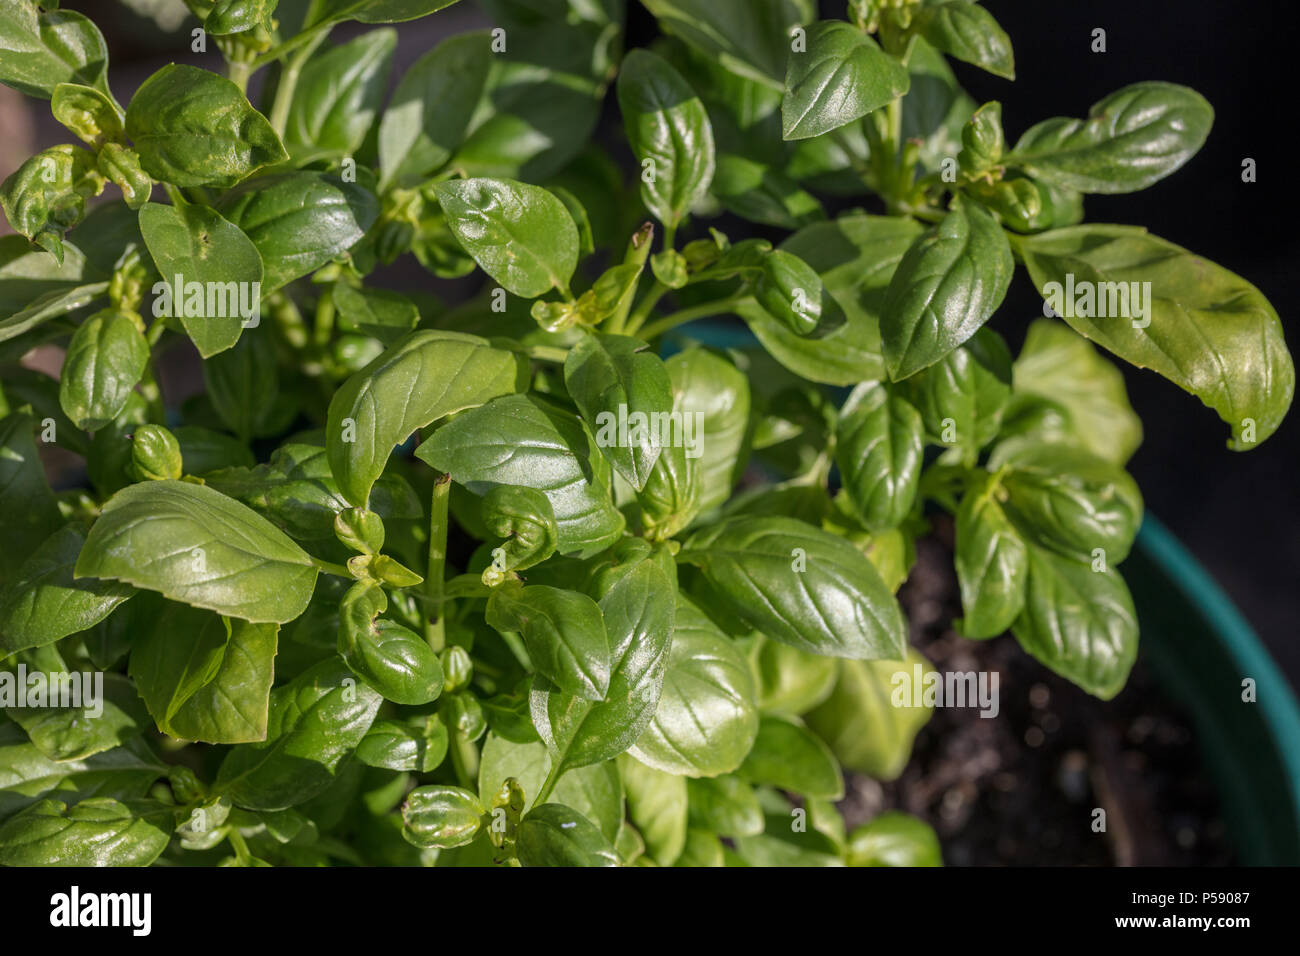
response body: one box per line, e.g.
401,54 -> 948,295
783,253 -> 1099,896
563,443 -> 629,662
313,286 -> 335,348
267,28 -> 331,138
510,344 -> 568,364
606,222 -> 655,335
532,761 -> 563,810
637,294 -> 753,340
449,729 -> 478,790
311,557 -> 353,578
251,8 -> 334,69
227,828 -> 252,865
424,473 -> 451,652
226,59 -> 253,95
624,280 -> 669,335
163,183 -> 186,208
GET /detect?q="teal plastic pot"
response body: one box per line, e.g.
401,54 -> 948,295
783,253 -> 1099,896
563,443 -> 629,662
1125,516 -> 1300,864
669,321 -> 1300,864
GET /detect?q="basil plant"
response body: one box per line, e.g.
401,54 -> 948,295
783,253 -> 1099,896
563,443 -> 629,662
0,0 -> 1291,868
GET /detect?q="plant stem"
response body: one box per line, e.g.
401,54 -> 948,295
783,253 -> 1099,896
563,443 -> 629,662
624,279 -> 669,335
311,557 -> 353,578
606,222 -> 655,334
533,761 -> 563,809
268,28 -> 331,138
424,472 -> 451,652
313,286 -> 335,348
637,294 -> 753,340
511,343 -> 568,364
226,58 -> 253,95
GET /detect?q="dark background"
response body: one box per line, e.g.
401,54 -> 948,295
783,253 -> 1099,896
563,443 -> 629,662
12,0 -> 1299,684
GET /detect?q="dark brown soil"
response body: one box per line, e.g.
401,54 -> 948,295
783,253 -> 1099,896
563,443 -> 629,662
839,516 -> 1236,866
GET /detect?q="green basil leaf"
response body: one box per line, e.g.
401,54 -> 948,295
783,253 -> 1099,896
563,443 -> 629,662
285,29 -> 395,161
432,178 -> 579,298
215,658 -> 382,810
57,308 -> 148,431
899,35 -> 975,175
95,143 -> 151,210
530,554 -> 674,771
216,171 -> 377,293
0,413 -> 62,581
75,480 -> 318,624
846,811 -> 942,866
737,714 -> 842,798
1012,546 -> 1138,700
681,516 -> 905,660
1007,82 -> 1213,194
617,48 -> 715,229
954,474 -> 1028,639
912,0 -> 1014,80
663,348 -> 749,513
834,381 -> 924,530
129,600 -> 278,744
754,248 -> 824,335
319,0 -> 462,24
517,802 -> 618,867
0,232 -> 92,313
357,714 -> 448,772
338,583 -> 443,705
881,198 -> 1014,380
328,329 -> 523,508
206,442 -> 420,552
377,31 -> 490,188
401,784 -> 484,849
0,2 -> 108,100
1012,319 -> 1141,465
476,734 -> 624,843
741,214 -> 923,385
51,82 -> 123,148
635,420 -> 702,542
899,326 -> 1012,460
1015,224 -> 1294,449
747,635 -> 839,715
200,324 -> 279,442
686,775 -> 764,837
712,152 -> 825,229
137,201 -> 263,358
629,594 -> 758,777
617,753 -> 687,865
995,442 -> 1143,565
479,485 -> 557,574
0,727 -> 165,825
0,796 -> 170,866
331,283 -> 419,346
448,25 -> 606,183
640,0 -> 814,89
417,394 -> 625,557
0,523 -> 133,653
172,425 -> 255,475
486,585 -> 610,701
565,331 -> 674,490
782,20 -> 907,140
805,651 -> 934,780
125,64 -> 286,188
0,281 -> 106,346
0,144 -> 103,262
3,668 -> 146,762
